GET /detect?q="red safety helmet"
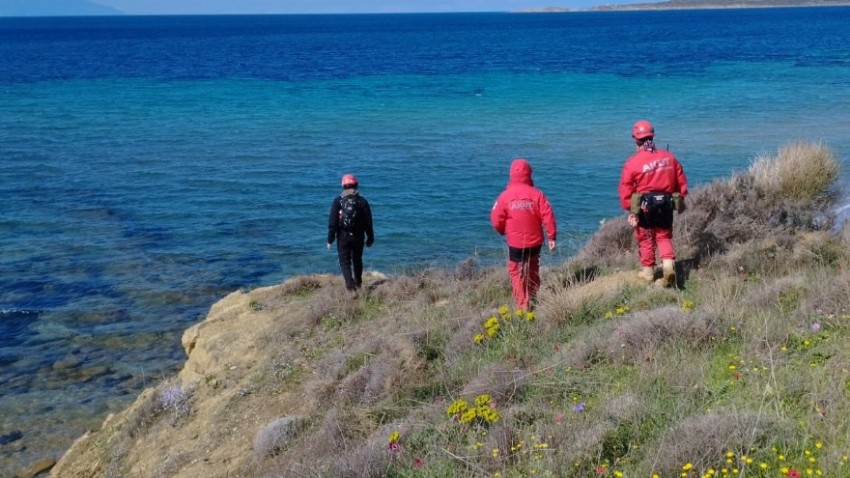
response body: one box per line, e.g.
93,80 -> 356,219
341,174 -> 358,187
631,120 -> 655,140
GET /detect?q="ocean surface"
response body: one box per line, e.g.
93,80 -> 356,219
1,8 -> 849,473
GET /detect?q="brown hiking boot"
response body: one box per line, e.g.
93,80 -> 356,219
637,266 -> 655,283
661,259 -> 676,287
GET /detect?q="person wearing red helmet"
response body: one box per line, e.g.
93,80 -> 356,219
490,159 -> 557,311
618,120 -> 688,287
327,173 -> 374,293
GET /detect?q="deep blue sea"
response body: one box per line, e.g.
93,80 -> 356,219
1,8 -> 850,473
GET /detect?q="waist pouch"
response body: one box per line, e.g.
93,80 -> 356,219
638,192 -> 674,229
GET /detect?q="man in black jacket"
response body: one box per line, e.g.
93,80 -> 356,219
327,174 -> 374,292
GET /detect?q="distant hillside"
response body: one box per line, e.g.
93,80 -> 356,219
591,0 -> 850,10
520,0 -> 850,11
0,0 -> 122,16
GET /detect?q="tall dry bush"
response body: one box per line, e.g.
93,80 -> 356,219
673,142 -> 840,264
576,216 -> 636,269
749,141 -> 840,201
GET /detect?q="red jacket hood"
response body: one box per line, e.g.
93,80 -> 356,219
509,159 -> 533,186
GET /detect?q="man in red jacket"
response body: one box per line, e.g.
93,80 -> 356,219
491,159 -> 557,311
618,120 -> 688,287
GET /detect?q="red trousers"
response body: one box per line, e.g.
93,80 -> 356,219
635,225 -> 675,267
508,253 -> 540,311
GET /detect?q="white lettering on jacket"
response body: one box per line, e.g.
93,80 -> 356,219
642,157 -> 671,174
510,199 -> 534,210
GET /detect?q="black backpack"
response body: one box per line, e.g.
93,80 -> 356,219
338,195 -> 361,232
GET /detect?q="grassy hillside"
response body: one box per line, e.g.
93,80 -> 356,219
49,142 -> 849,478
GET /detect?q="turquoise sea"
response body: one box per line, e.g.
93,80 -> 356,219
1,8 -> 849,473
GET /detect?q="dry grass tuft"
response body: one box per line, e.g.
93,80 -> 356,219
253,416 -> 305,459
801,268 -> 850,325
642,412 -> 785,476
749,141 -> 840,201
610,306 -> 723,364
461,364 -> 528,404
561,305 -> 723,368
279,275 -> 324,296
576,216 -> 635,269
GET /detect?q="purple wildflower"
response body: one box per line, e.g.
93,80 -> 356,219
572,402 -> 586,413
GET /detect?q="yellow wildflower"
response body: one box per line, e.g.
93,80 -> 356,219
446,399 -> 468,416
474,394 -> 491,406
459,409 -> 476,423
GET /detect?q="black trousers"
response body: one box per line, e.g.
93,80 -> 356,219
336,233 -> 365,291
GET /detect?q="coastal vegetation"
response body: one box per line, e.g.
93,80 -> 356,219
48,141 -> 849,478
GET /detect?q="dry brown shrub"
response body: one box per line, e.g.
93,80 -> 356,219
453,257 -> 482,281
465,266 -> 512,308
302,287 -> 364,327
253,416 -> 305,459
461,364 -> 528,404
801,268 -> 850,325
331,336 -> 421,405
337,356 -> 401,405
639,411 -> 785,476
371,274 -> 427,303
531,392 -> 643,472
536,270 -> 634,327
535,284 -> 585,326
576,216 -> 635,268
279,275 -> 324,296
481,423 -> 518,471
750,141 -> 840,201
444,310 -> 493,363
681,172 -> 836,260
555,306 -> 722,369
548,420 -> 616,466
609,306 -> 724,364
603,391 -> 645,423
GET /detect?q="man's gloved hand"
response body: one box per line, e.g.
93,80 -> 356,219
366,239 -> 374,248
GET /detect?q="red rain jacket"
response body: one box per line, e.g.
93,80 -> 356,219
490,159 -> 557,249
618,147 -> 688,210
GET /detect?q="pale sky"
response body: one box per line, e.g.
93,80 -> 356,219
94,0 -> 640,14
